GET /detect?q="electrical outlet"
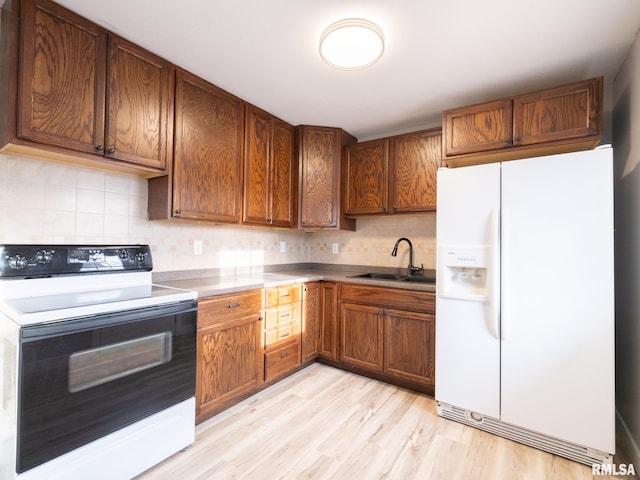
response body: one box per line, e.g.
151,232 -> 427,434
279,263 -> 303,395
280,241 -> 287,253
332,243 -> 339,254
194,240 -> 203,255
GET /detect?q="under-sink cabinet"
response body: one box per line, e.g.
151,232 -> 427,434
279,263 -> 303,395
338,283 -> 435,393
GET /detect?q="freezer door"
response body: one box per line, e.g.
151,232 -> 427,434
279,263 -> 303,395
436,162 -> 501,418
500,148 -> 615,454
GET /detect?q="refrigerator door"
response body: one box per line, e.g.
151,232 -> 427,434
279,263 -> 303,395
500,148 -> 615,453
436,162 -> 501,418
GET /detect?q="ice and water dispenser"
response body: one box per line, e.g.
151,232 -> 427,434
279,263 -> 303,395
437,246 -> 489,301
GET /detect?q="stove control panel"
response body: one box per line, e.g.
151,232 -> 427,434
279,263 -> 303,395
0,245 -> 153,277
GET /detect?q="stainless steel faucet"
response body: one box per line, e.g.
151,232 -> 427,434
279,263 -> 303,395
391,237 -> 424,276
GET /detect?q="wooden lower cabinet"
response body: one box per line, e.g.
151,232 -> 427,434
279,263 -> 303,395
301,282 -> 320,362
262,284 -> 303,381
196,290 -> 263,423
384,308 -> 435,385
318,282 -> 339,361
340,303 -> 383,371
338,283 -> 435,391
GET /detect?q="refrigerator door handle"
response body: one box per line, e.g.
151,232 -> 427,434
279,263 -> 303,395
488,207 -> 500,340
501,207 -> 511,341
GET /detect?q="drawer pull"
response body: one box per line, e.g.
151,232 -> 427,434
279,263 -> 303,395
280,313 -> 291,318
280,352 -> 290,359
280,293 -> 290,297
225,303 -> 241,309
279,332 -> 290,338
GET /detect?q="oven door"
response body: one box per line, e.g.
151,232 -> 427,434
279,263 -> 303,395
17,301 -> 197,474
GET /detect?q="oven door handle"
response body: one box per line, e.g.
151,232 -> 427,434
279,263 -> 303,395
20,301 -> 197,341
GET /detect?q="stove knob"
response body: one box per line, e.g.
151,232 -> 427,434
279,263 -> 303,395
118,250 -> 129,260
7,255 -> 27,270
134,252 -> 146,265
35,249 -> 54,264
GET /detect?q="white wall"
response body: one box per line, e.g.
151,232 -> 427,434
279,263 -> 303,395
613,29 -> 640,466
0,153 -> 436,272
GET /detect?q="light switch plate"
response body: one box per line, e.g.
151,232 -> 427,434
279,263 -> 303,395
194,240 -> 203,255
332,243 -> 339,254
280,241 -> 287,253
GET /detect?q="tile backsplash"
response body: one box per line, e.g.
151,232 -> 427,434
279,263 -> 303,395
0,154 -> 436,272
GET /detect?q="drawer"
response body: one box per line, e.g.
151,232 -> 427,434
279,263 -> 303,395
264,284 -> 302,308
265,341 -> 300,380
198,290 -> 263,328
264,324 -> 294,348
340,283 -> 435,313
264,305 -> 295,330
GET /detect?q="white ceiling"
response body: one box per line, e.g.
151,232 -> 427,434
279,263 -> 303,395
54,0 -> 640,141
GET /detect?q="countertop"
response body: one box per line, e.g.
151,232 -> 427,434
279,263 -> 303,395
153,263 -> 436,297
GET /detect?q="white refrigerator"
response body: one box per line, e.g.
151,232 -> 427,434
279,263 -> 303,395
435,147 -> 615,465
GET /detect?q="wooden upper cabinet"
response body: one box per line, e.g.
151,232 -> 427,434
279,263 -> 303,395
443,99 -> 513,156
297,126 -> 356,230
17,0 -> 107,154
171,69 -> 244,223
243,104 -> 296,228
344,138 -> 389,215
513,78 -> 602,147
390,128 -> 442,213
344,127 -> 442,216
443,77 -> 603,167
105,36 -> 173,170
13,0 -> 172,173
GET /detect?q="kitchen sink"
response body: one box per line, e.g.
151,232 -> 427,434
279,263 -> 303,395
351,272 -> 407,280
349,272 -> 435,284
399,275 -> 435,284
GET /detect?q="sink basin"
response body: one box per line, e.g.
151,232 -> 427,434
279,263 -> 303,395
349,272 -> 435,284
399,276 -> 435,284
351,273 -> 407,280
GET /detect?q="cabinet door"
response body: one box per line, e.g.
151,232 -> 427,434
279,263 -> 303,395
243,105 -> 270,225
173,70 -> 244,222
384,308 -> 435,386
443,99 -> 513,156
389,129 -> 441,213
318,282 -> 338,360
513,77 -> 602,147
270,118 -> 296,227
301,282 -> 319,362
344,138 -> 388,215
18,0 -> 107,154
298,126 -> 341,228
105,35 -> 173,170
196,314 -> 262,418
340,303 -> 383,372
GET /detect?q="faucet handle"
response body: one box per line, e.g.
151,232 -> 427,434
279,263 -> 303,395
410,264 -> 424,275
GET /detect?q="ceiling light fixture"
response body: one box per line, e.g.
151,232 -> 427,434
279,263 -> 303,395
319,18 -> 385,70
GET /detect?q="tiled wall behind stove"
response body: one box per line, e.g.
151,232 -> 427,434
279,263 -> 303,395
0,154 -> 436,271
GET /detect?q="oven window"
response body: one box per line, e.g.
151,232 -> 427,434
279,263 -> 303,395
68,332 -> 172,393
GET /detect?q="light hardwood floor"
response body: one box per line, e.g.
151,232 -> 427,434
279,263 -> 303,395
138,363 -> 634,480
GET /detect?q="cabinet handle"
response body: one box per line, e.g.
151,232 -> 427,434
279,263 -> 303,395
280,351 -> 290,359
382,206 -> 387,212
280,313 -> 291,318
95,145 -> 104,151
225,302 -> 241,309
505,138 -> 512,144
107,147 -> 115,154
513,136 -> 521,143
279,332 -> 290,338
280,293 -> 290,297
393,205 -> 398,212
258,316 -> 263,321
174,209 -> 181,216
